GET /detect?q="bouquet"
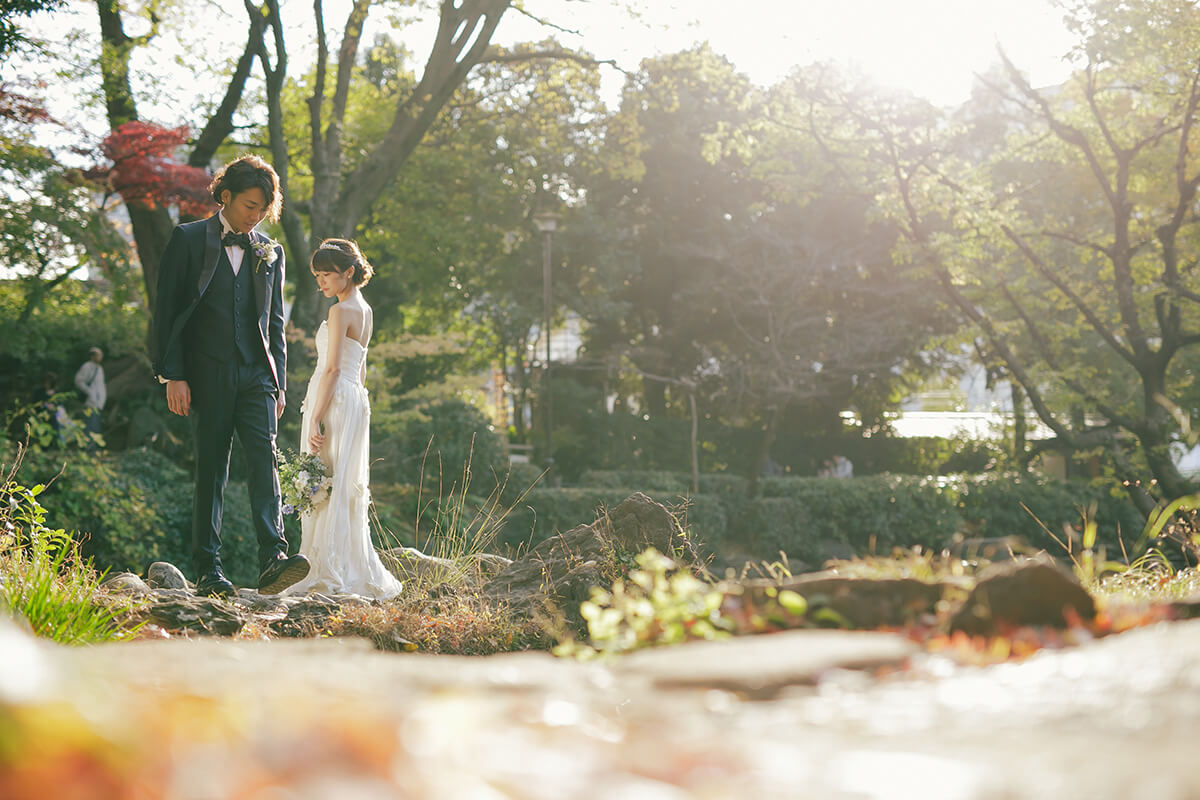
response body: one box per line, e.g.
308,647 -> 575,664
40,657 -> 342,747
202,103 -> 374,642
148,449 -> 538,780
276,447 -> 332,517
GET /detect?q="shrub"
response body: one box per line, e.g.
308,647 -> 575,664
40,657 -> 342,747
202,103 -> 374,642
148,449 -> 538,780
515,471 -> 1144,568
11,447 -> 260,586
577,470 -> 690,492
0,455 -> 143,644
385,399 -> 509,496
556,548 -> 730,659
957,472 -> 1144,553
498,488 -> 643,553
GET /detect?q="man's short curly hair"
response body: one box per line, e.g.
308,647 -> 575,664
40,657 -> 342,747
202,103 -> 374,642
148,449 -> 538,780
209,155 -> 282,223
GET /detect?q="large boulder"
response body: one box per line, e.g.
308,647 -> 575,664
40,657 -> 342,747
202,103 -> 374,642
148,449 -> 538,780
950,555 -> 1095,635
483,492 -> 693,624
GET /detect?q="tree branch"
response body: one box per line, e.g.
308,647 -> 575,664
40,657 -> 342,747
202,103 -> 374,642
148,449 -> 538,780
188,2 -> 265,168
1001,223 -> 1138,365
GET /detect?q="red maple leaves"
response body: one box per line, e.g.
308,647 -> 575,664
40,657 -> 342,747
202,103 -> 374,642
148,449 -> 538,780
0,82 -> 53,125
88,121 -> 215,217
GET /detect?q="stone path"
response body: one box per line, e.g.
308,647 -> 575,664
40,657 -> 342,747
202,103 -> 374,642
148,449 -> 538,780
4,618 -> 1200,798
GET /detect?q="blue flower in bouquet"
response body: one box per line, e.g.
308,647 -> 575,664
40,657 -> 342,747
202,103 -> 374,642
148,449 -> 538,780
276,448 -> 332,516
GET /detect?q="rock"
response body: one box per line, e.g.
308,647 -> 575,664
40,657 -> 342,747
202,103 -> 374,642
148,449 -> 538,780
269,595 -> 341,637
736,573 -> 946,629
950,555 -> 1095,635
1168,593 -> 1200,620
620,629 -> 917,698
143,597 -> 245,636
473,553 -> 513,579
100,572 -> 152,596
145,562 -> 189,590
125,406 -> 170,448
483,492 -> 693,623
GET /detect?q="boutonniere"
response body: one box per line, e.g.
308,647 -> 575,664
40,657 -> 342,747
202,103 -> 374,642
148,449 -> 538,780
252,237 -> 280,274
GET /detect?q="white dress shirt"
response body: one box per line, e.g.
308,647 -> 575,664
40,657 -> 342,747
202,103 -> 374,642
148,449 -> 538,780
219,211 -> 247,276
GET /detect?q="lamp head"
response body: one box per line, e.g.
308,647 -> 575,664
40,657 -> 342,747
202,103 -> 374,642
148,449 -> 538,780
533,210 -> 560,233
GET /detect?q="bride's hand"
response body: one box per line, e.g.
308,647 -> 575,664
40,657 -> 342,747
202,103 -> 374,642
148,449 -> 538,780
309,421 -> 325,454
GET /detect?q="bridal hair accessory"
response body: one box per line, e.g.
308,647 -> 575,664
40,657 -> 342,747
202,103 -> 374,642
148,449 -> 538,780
318,242 -> 342,251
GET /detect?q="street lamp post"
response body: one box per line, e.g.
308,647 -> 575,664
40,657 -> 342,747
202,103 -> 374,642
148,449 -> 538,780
533,210 -> 560,485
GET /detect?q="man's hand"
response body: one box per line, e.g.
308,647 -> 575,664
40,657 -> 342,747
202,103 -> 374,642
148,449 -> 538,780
166,380 -> 191,417
275,393 -> 286,420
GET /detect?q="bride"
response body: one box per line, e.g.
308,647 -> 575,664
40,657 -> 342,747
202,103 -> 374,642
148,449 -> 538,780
285,238 -> 403,601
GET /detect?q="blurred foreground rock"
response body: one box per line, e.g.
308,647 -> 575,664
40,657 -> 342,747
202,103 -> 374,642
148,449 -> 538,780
5,614 -> 1200,799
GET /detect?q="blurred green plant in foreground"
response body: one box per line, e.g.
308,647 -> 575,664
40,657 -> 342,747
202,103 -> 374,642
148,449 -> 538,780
0,448 -> 143,644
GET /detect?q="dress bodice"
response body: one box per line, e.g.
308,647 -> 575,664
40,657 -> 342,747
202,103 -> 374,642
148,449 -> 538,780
314,320 -> 366,384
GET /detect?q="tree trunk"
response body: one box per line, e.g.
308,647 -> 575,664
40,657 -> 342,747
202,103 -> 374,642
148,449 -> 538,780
689,391 -> 699,494
284,0 -> 513,330
1139,367 -> 1197,500
643,376 -> 666,419
1011,382 -> 1026,468
747,406 -> 780,498
95,0 -> 174,318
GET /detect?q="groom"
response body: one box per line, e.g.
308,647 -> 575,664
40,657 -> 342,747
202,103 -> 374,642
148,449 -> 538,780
153,154 -> 309,597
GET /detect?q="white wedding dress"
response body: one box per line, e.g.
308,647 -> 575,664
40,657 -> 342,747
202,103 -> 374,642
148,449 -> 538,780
286,320 -> 403,600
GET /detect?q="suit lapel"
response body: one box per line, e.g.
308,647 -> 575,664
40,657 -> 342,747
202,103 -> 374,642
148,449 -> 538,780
196,214 -> 223,297
250,231 -> 267,316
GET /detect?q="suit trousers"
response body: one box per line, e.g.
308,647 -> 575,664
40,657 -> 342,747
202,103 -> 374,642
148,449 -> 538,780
188,352 -> 287,577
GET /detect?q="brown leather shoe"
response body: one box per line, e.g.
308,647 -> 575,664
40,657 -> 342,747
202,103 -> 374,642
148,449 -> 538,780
258,553 -> 310,594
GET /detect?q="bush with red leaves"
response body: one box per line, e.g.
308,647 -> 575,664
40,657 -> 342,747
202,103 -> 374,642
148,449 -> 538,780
87,121 -> 214,217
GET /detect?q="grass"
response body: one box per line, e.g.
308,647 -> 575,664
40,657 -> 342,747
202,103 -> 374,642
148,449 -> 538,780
237,438 -> 553,656
325,593 -> 550,655
375,434 -> 542,596
0,447 -> 144,645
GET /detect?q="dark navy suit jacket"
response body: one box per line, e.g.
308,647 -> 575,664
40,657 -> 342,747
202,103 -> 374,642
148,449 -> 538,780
153,214 -> 287,391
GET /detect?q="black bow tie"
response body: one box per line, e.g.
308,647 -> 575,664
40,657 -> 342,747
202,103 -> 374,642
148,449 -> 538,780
222,231 -> 251,249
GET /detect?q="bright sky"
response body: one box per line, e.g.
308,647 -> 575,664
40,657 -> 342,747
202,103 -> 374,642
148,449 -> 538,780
15,0 -> 1080,139
496,0 -> 1078,106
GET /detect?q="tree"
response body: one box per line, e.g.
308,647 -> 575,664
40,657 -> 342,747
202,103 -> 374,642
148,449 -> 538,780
0,84 -> 130,323
345,37 -> 624,448
92,0 -> 262,312
0,0 -> 66,58
580,46 -> 760,423
808,0 -> 1200,509
257,0 -> 519,328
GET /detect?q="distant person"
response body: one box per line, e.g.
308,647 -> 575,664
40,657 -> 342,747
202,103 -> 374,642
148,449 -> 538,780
74,347 -> 106,448
831,454 -> 853,479
818,458 -> 834,478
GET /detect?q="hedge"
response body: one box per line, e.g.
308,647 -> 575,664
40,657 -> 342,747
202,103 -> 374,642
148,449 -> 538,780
490,471 -> 1148,568
10,446 -> 1150,583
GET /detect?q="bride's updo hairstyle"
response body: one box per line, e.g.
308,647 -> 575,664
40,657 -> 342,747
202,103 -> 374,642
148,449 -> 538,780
311,238 -> 374,287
